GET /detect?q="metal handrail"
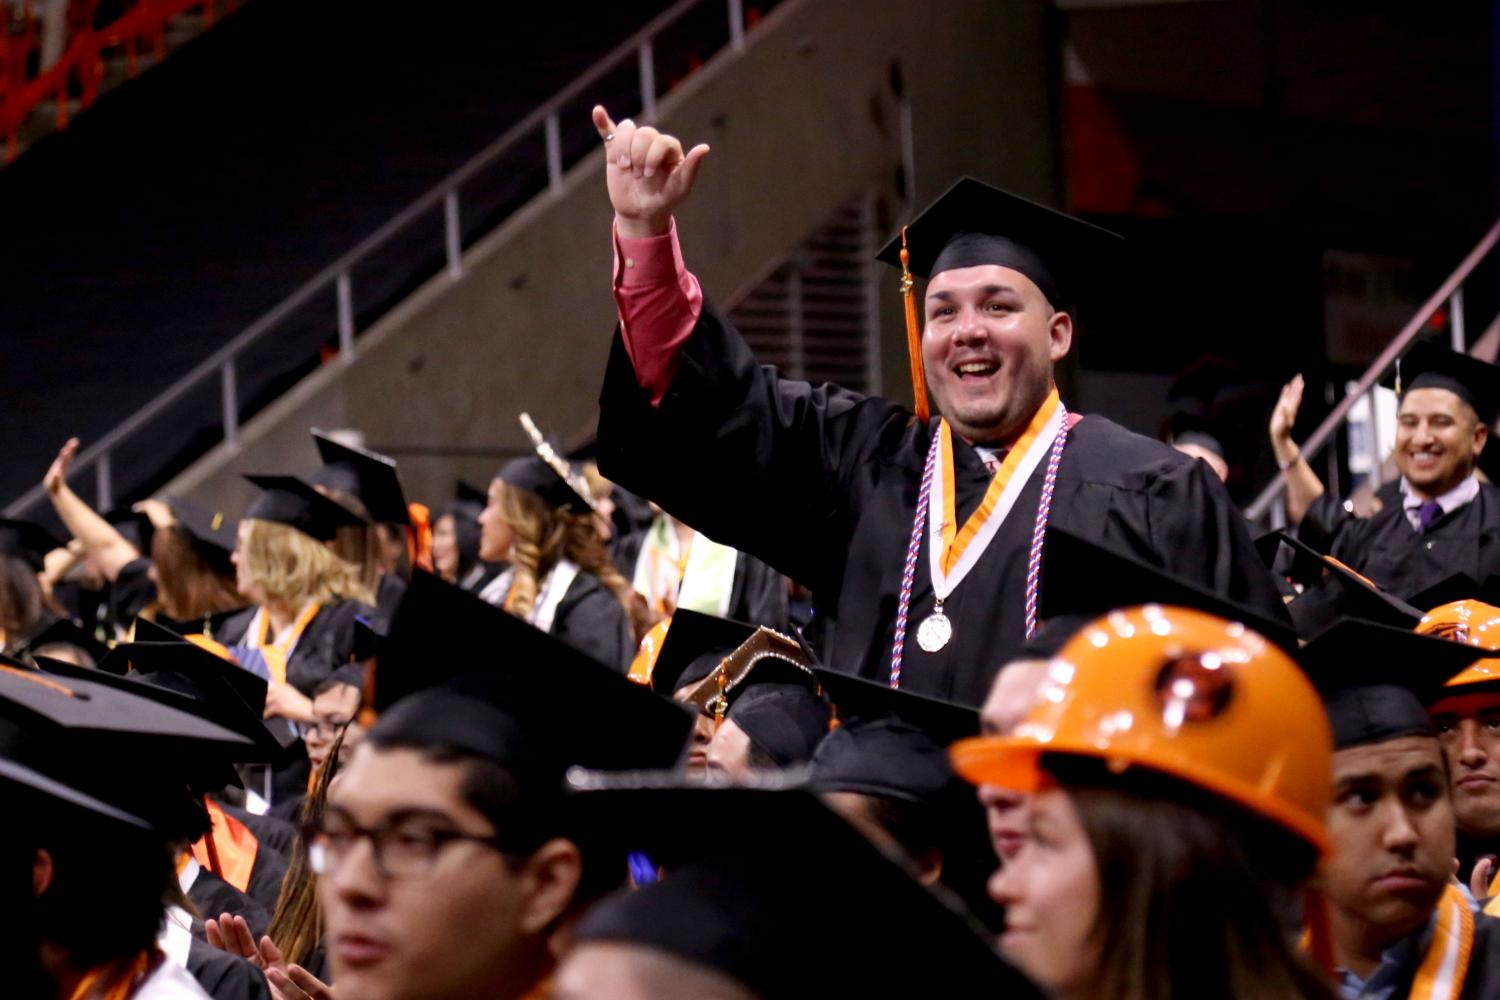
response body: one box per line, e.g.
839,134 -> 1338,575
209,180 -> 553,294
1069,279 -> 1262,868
1244,220 -> 1500,521
6,0 -> 755,518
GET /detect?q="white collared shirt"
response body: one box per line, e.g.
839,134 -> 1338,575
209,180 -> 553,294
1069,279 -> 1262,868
1401,474 -> 1479,531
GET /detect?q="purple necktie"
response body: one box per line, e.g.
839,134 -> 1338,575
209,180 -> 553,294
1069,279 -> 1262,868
1416,500 -> 1443,533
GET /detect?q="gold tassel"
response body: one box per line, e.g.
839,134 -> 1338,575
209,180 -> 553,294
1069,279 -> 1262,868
900,227 -> 930,422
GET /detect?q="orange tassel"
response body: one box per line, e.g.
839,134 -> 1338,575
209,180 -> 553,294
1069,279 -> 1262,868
1302,887 -> 1337,977
900,227 -> 930,422
406,502 -> 434,573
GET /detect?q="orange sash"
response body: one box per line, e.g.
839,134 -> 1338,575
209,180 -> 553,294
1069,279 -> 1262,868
936,388 -> 1061,576
67,950 -> 152,1000
255,601 -> 322,685
191,799 -> 260,893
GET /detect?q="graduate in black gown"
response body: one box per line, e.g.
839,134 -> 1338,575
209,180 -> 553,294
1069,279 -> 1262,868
1296,341 -> 1500,601
309,430 -> 415,623
473,417 -> 645,671
591,108 -> 1287,705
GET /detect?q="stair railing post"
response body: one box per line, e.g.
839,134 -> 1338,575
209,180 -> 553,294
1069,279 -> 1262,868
337,271 -> 355,361
444,190 -> 463,278
639,40 -> 657,122
1450,287 -> 1466,352
728,0 -> 745,49
545,112 -> 564,194
221,358 -> 239,446
1364,388 -> 1384,489
95,452 -> 112,513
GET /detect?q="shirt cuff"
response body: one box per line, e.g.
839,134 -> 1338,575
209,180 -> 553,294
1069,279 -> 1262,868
613,219 -> 688,289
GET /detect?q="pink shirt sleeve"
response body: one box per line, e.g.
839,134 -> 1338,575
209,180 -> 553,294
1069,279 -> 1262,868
612,219 -> 704,406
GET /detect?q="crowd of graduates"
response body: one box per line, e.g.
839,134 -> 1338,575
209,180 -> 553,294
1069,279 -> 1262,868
9,105 -> 1500,999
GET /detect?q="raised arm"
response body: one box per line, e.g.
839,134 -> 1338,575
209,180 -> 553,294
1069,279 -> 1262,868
593,105 -> 711,403
1268,375 -> 1326,524
42,438 -> 141,581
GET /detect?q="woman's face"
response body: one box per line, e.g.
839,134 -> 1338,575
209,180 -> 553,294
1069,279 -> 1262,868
431,515 -> 460,580
476,481 -> 514,563
986,785 -> 1102,1000
232,521 -> 265,604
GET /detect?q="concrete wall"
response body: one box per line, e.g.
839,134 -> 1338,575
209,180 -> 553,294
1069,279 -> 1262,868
169,0 -> 1056,514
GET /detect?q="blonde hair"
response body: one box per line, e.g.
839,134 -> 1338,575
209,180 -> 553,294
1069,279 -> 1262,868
314,485 -> 385,603
239,519 -> 371,606
500,485 -> 654,640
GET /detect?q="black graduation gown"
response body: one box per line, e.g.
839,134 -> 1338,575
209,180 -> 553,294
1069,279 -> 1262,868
1298,485 -> 1500,601
611,529 -> 791,630
187,866 -> 271,938
217,598 -> 374,697
218,802 -> 297,859
376,573 -> 406,625
551,570 -> 635,673
597,301 -> 1289,706
186,938 -> 273,1000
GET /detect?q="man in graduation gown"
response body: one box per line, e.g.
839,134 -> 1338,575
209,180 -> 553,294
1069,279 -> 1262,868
1303,620 -> 1500,999
1293,342 -> 1500,600
588,106 -> 1287,705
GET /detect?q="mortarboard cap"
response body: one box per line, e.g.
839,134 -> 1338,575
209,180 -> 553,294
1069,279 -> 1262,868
163,496 -> 238,565
648,609 -> 757,697
352,615 -> 386,663
566,777 -> 1042,999
243,474 -> 369,542
311,430 -> 411,525
499,414 -> 599,515
371,572 -> 691,772
874,176 -> 1122,309
0,519 -> 63,573
1299,619 -> 1478,748
1391,340 -> 1500,426
17,617 -> 109,667
1275,531 -> 1424,636
455,480 -> 489,508
814,668 -> 978,747
1409,573 -> 1500,613
1040,527 -> 1297,651
104,506 -> 155,554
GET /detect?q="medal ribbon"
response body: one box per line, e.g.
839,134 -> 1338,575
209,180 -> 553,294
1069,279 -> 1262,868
254,601 -> 322,686
930,389 -> 1064,599
1409,883 -> 1474,1000
890,396 -> 1070,688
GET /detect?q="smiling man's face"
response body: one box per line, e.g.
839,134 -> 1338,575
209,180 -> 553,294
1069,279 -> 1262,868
1394,387 -> 1486,500
921,264 -> 1071,444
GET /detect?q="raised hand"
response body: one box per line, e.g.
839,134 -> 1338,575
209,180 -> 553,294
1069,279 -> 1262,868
592,105 -> 710,238
1270,375 -> 1304,449
205,913 -> 286,976
266,964 -> 337,1000
43,437 -> 80,496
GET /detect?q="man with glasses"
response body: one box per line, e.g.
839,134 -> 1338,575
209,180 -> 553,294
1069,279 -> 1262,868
240,573 -> 693,1000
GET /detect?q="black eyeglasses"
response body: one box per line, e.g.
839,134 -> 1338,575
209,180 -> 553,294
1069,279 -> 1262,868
296,717 -> 353,741
304,813 -> 508,879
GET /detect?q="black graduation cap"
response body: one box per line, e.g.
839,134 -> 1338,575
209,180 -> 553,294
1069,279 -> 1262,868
1040,527 -> 1298,651
93,636 -> 285,759
1391,340 -> 1500,426
1165,411 -> 1227,459
1298,619 -> 1478,749
0,518 -> 63,572
1408,573 -> 1500,613
1275,531 -> 1424,635
104,505 -> 155,554
242,474 -> 369,542
648,609 -> 758,697
164,496 -> 238,564
1254,528 -> 1327,589
874,176 -> 1122,310
17,617 -> 109,666
371,572 -> 691,772
814,668 -> 978,747
311,430 -> 411,525
455,481 -> 489,508
0,748 -> 153,830
352,615 -> 386,663
566,778 -> 1042,999
501,412 -> 600,515
722,678 -> 831,768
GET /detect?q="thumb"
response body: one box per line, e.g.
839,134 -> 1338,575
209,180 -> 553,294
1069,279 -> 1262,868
677,144 -> 711,191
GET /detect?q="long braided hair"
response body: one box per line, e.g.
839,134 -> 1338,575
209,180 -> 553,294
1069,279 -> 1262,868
499,485 -> 654,641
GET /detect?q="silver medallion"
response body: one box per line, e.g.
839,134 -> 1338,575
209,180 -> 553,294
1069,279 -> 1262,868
916,611 -> 953,653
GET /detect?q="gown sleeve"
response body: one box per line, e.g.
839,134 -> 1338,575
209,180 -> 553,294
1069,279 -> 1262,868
598,299 -> 911,595
552,575 -> 636,673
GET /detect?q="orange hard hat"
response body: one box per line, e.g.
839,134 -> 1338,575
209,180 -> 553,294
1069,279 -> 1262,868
1415,601 -> 1500,693
1416,600 -> 1500,650
628,618 -> 673,686
951,605 -> 1333,854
